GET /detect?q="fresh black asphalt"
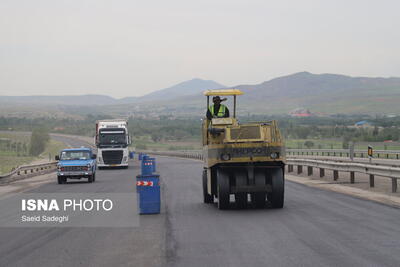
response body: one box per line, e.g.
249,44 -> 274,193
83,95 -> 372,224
0,135 -> 399,267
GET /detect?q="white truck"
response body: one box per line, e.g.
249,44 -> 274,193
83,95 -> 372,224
95,119 -> 130,168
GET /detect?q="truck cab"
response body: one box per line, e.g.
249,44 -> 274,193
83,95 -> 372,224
95,120 -> 130,168
55,148 -> 97,184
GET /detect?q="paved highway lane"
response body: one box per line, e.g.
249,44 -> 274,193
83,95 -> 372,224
0,162 -> 166,267
1,154 -> 400,267
50,134 -> 95,149
0,135 -> 166,267
159,157 -> 400,267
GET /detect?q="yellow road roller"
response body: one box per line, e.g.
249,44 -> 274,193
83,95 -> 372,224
202,89 -> 285,209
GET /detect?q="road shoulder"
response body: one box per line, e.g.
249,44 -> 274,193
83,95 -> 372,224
286,174 -> 400,208
0,172 -> 55,198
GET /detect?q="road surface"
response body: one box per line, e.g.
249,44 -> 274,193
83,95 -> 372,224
0,136 -> 399,266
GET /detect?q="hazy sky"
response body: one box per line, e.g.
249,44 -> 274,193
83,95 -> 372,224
1,0 -> 399,98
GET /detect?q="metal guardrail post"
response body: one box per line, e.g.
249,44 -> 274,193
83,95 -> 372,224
288,165 -> 293,173
369,175 -> 375,187
297,165 -> 303,174
333,170 -> 339,181
392,178 -> 397,193
350,171 -> 355,184
307,166 -> 313,176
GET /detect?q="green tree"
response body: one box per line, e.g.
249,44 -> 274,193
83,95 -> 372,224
151,132 -> 162,143
304,141 -> 314,149
372,126 -> 379,136
342,135 -> 352,149
29,128 -> 50,156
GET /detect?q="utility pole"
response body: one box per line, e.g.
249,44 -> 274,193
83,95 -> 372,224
349,141 -> 354,161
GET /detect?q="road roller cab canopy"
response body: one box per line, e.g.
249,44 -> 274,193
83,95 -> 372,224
204,89 -> 243,119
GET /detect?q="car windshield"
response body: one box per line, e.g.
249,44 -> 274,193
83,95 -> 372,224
99,132 -> 126,145
60,151 -> 90,160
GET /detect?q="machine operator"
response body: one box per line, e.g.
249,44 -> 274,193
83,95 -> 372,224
206,96 -> 230,120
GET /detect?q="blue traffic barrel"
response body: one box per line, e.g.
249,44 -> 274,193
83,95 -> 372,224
129,151 -> 135,159
136,174 -> 160,214
141,159 -> 153,175
142,155 -> 149,161
139,153 -> 145,160
148,157 -> 156,172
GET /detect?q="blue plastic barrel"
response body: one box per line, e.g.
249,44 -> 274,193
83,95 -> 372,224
148,157 -> 156,172
138,153 -> 144,160
129,151 -> 135,159
136,174 -> 160,214
141,159 -> 153,175
142,155 -> 149,161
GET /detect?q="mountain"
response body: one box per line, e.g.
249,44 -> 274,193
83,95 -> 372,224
0,78 -> 225,106
119,78 -> 225,103
2,73 -> 400,115
237,72 -> 400,98
232,72 -> 400,113
117,72 -> 400,115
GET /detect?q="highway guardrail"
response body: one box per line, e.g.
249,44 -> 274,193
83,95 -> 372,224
143,150 -> 399,193
286,158 -> 399,193
0,133 -> 96,182
142,150 -> 204,160
146,148 -> 400,160
0,162 -> 57,181
287,148 -> 400,159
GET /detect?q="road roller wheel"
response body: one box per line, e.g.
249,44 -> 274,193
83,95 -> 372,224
251,170 -> 266,208
217,169 -> 230,210
235,170 -> 247,209
270,168 -> 284,208
203,170 -> 213,204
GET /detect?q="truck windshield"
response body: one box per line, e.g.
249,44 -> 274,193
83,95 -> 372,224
60,151 -> 91,160
99,130 -> 126,145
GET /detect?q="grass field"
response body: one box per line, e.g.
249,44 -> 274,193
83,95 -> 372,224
0,135 -> 65,175
285,139 -> 400,150
132,135 -> 201,151
131,134 -> 400,152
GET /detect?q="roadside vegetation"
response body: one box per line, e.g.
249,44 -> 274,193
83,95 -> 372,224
0,130 -> 65,175
1,113 -> 400,156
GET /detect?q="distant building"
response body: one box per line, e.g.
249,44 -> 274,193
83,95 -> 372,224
385,114 -> 397,118
354,121 -> 372,128
54,127 -> 65,131
289,108 -> 313,117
